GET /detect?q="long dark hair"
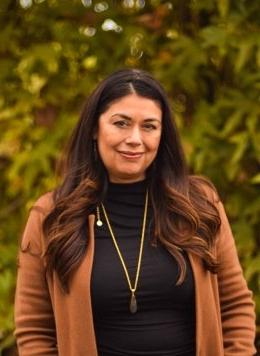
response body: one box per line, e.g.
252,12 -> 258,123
43,68 -> 220,292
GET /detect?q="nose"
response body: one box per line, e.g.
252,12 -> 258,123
125,126 -> 142,146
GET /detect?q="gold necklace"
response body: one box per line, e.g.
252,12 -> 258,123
98,190 -> 148,314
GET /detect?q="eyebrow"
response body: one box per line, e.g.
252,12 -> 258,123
111,113 -> 161,122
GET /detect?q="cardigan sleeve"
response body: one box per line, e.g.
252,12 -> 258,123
14,195 -> 58,355
215,199 -> 256,355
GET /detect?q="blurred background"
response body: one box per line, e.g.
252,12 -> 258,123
0,0 -> 259,354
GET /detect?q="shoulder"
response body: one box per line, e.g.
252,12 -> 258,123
31,191 -> 55,216
23,191 -> 55,242
20,192 -> 54,254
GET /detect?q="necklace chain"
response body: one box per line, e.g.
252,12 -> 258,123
100,189 -> 148,313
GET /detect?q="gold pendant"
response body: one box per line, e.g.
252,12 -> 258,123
130,292 -> 137,314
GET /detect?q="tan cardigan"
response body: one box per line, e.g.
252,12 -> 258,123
15,191 -> 256,356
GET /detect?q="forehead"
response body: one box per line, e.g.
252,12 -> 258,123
101,94 -> 162,120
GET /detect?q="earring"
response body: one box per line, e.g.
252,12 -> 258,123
96,205 -> 103,226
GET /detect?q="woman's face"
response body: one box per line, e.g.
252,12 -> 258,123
95,94 -> 162,183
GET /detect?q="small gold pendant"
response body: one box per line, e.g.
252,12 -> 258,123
130,292 -> 137,314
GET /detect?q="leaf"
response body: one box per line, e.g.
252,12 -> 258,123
220,111 -> 243,138
217,0 -> 229,17
250,174 -> 260,184
229,132 -> 248,164
244,256 -> 260,281
82,56 -> 97,69
232,220 -> 255,257
235,42 -> 253,73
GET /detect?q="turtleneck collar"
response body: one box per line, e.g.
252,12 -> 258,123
107,179 -> 148,195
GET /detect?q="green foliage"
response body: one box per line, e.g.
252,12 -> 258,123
0,0 -> 259,352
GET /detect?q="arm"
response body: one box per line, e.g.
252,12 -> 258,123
15,197 -> 58,355
216,199 -> 256,355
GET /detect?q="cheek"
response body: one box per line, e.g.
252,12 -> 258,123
98,129 -> 116,149
97,133 -> 119,163
148,135 -> 161,152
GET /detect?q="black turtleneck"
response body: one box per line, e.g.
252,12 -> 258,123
91,180 -> 195,356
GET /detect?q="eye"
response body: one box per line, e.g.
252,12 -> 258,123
143,123 -> 157,131
113,120 -> 129,128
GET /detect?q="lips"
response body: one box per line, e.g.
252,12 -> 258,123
118,151 -> 144,159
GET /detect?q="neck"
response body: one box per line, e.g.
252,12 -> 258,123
108,175 -> 146,184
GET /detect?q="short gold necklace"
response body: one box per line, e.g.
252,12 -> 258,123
98,190 -> 148,314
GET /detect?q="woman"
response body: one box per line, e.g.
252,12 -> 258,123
15,69 -> 256,355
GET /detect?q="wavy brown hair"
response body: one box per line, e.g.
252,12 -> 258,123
43,68 -> 221,292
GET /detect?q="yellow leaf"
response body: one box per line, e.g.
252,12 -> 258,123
82,56 -> 97,69
218,0 -> 229,18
